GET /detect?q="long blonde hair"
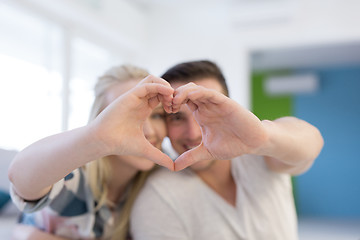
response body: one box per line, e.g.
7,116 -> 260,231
84,64 -> 153,240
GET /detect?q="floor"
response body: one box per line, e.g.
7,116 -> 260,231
298,217 -> 360,240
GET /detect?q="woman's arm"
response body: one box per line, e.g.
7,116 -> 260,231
9,125 -> 105,200
8,76 -> 174,201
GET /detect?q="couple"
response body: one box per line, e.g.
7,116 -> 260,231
8,61 -> 324,240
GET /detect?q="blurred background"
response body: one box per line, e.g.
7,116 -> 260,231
0,0 -> 359,239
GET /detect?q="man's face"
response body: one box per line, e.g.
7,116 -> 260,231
166,78 -> 225,170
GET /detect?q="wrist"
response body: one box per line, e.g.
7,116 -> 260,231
250,119 -> 275,156
81,124 -> 112,159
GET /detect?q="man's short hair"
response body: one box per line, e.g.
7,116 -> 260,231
161,60 -> 229,96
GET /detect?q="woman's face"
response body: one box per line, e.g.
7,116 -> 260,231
104,79 -> 167,171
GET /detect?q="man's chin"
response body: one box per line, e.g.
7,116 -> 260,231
190,160 -> 216,171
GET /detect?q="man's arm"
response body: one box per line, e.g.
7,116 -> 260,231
171,83 -> 324,174
258,117 -> 324,175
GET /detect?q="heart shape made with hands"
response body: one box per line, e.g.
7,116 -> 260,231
106,76 -> 266,172
145,82 -> 266,172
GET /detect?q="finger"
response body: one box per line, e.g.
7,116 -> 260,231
186,100 -> 198,112
158,95 -> 173,113
173,85 -> 216,113
148,95 -> 173,113
187,88 -> 225,106
172,83 -> 199,112
140,75 -> 172,88
133,83 -> 174,112
174,144 -> 213,171
140,140 -> 174,171
134,83 -> 174,99
172,83 -> 222,112
162,93 -> 174,104
148,95 -> 161,109
172,82 -> 198,105
185,89 -> 228,114
144,83 -> 174,97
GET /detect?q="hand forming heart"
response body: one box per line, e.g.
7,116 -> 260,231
91,75 -> 175,170
92,76 -> 268,171
170,83 -> 268,171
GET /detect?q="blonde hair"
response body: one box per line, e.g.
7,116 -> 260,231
84,64 -> 152,240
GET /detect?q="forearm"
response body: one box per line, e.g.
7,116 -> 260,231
8,125 -> 108,200
257,116 -> 324,175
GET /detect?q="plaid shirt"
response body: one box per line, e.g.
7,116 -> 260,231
11,168 -> 125,239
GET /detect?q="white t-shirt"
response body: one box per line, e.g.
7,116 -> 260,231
130,155 -> 298,240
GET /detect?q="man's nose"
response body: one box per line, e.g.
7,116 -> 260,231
186,116 -> 202,140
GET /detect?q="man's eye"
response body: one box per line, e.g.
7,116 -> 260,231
151,113 -> 165,120
167,114 -> 184,122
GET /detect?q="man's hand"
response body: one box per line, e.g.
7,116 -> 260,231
171,83 -> 268,171
171,82 -> 323,174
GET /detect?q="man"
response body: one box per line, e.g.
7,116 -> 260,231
130,60 -> 324,240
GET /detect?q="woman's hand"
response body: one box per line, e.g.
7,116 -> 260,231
90,75 -> 175,170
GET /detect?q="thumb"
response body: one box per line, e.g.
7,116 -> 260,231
141,141 -> 174,171
174,144 -> 213,171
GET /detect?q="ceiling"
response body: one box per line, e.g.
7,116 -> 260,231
251,42 -> 360,70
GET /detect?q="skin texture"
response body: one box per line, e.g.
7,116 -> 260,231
104,80 -> 167,172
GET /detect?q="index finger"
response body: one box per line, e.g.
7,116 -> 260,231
171,82 -> 199,112
138,75 -> 172,88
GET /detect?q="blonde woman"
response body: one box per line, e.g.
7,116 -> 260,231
8,65 -> 174,240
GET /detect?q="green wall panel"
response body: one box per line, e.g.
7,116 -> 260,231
251,71 -> 298,212
251,72 -> 293,120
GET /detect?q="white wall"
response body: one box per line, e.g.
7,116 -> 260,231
6,0 -> 360,108
136,0 -> 360,108
6,0 -> 148,58
135,1 -> 248,106
237,0 -> 360,50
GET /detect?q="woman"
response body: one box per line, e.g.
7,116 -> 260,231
8,65 -> 174,239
